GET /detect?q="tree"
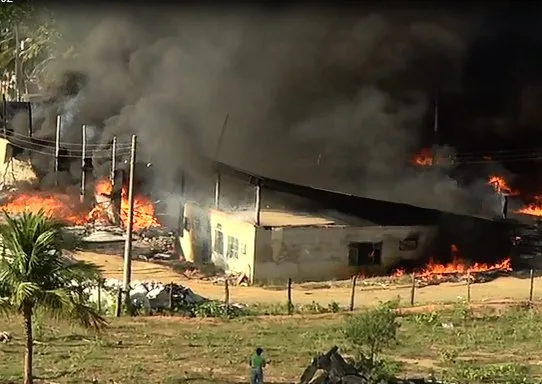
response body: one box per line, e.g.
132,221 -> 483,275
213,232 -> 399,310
0,4 -> 69,99
0,210 -> 107,384
343,301 -> 400,367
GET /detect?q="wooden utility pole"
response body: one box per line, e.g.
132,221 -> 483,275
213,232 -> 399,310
110,136 -> 117,184
214,172 -> 221,209
80,124 -> 87,203
14,25 -> 21,101
122,135 -> 137,313
54,115 -> 61,183
254,180 -> 262,225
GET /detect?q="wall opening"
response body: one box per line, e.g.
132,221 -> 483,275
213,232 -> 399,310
399,233 -> 420,251
348,242 -> 383,266
227,236 -> 239,259
214,224 -> 224,256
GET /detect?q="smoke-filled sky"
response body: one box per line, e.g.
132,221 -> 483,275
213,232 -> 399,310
21,2 -> 542,216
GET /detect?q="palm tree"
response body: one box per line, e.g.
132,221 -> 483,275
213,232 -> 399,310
0,210 -> 107,384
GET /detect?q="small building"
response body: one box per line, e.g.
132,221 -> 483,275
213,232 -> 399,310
180,202 -> 437,283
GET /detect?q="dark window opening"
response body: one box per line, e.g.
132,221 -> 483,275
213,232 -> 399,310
399,233 -> 419,251
227,236 -> 239,259
348,242 -> 382,266
214,228 -> 224,255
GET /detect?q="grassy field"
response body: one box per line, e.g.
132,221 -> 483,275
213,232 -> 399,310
1,301 -> 542,384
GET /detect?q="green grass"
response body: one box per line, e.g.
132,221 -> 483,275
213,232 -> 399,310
1,302 -> 542,383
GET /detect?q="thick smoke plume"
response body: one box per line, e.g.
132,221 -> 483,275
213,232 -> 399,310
19,5 -> 511,216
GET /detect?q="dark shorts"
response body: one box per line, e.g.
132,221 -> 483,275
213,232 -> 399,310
250,368 -> 263,384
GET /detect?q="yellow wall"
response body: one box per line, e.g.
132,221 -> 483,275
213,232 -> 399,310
180,203 -> 256,282
180,202 -> 437,284
253,225 -> 437,283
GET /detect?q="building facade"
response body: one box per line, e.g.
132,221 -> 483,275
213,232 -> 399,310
179,202 -> 437,283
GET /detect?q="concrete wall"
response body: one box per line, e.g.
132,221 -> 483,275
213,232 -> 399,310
180,203 -> 256,282
253,225 -> 437,283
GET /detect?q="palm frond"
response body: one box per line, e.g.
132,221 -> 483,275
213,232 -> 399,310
13,281 -> 41,308
37,289 -> 108,332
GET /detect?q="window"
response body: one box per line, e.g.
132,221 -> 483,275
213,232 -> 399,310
214,227 -> 224,255
227,236 -> 239,259
240,243 -> 247,255
399,233 -> 419,251
348,242 -> 382,266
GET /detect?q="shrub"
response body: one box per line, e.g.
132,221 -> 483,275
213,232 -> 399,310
343,300 -> 400,368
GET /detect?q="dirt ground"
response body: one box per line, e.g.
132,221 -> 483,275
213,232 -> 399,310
75,251 -> 542,307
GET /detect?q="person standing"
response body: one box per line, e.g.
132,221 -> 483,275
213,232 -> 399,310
249,347 -> 266,384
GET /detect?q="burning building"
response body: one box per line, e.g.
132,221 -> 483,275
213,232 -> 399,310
179,162 -> 513,283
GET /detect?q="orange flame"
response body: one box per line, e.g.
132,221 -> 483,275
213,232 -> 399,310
87,178 -> 160,231
488,175 -> 519,195
0,178 -> 160,231
0,192 -> 87,225
412,148 -> 434,166
392,244 -> 511,281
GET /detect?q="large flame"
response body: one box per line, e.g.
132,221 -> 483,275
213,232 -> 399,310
0,192 -> 87,225
88,178 -> 160,231
488,175 -> 519,195
412,148 -> 434,167
392,244 -> 512,281
0,178 -> 160,231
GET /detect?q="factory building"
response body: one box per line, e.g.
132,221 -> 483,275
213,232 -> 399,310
178,162 -> 514,284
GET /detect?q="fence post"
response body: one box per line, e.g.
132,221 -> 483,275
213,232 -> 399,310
224,279 -> 230,311
287,278 -> 293,315
529,269 -> 535,303
169,282 -> 174,312
410,274 -> 416,306
115,288 -> 122,318
97,279 -> 102,314
466,270 -> 471,303
349,275 -> 358,311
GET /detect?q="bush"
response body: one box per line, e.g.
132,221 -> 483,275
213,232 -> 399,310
343,300 -> 400,368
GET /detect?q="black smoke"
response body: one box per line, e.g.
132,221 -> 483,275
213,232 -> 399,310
14,3 -> 542,217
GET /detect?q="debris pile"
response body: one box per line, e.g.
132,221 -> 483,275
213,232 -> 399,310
299,346 -> 440,384
63,225 -> 177,260
86,278 -> 206,313
210,271 -> 250,286
415,270 -> 510,287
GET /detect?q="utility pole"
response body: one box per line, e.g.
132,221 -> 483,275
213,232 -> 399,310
122,135 -> 137,313
110,136 -> 121,225
14,25 -> 21,101
54,115 -> 61,184
80,124 -> 87,203
110,136 -> 117,184
254,180 -> 262,225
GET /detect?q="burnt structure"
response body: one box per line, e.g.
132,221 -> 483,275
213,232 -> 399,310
208,160 -> 514,271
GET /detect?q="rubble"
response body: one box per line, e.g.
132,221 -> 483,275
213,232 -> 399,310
299,346 -> 442,384
86,278 -> 207,313
63,224 -> 177,260
209,271 -> 250,286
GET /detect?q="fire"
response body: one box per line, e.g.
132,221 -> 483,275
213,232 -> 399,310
412,148 -> 434,166
488,175 -> 518,195
0,179 -> 160,231
516,202 -> 542,217
88,178 -> 160,231
0,192 -> 87,225
392,244 -> 512,280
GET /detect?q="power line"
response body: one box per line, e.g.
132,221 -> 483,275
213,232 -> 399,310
6,129 -> 133,149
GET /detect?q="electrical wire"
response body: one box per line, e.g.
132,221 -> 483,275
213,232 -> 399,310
0,133 -> 134,159
6,129 -> 133,149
